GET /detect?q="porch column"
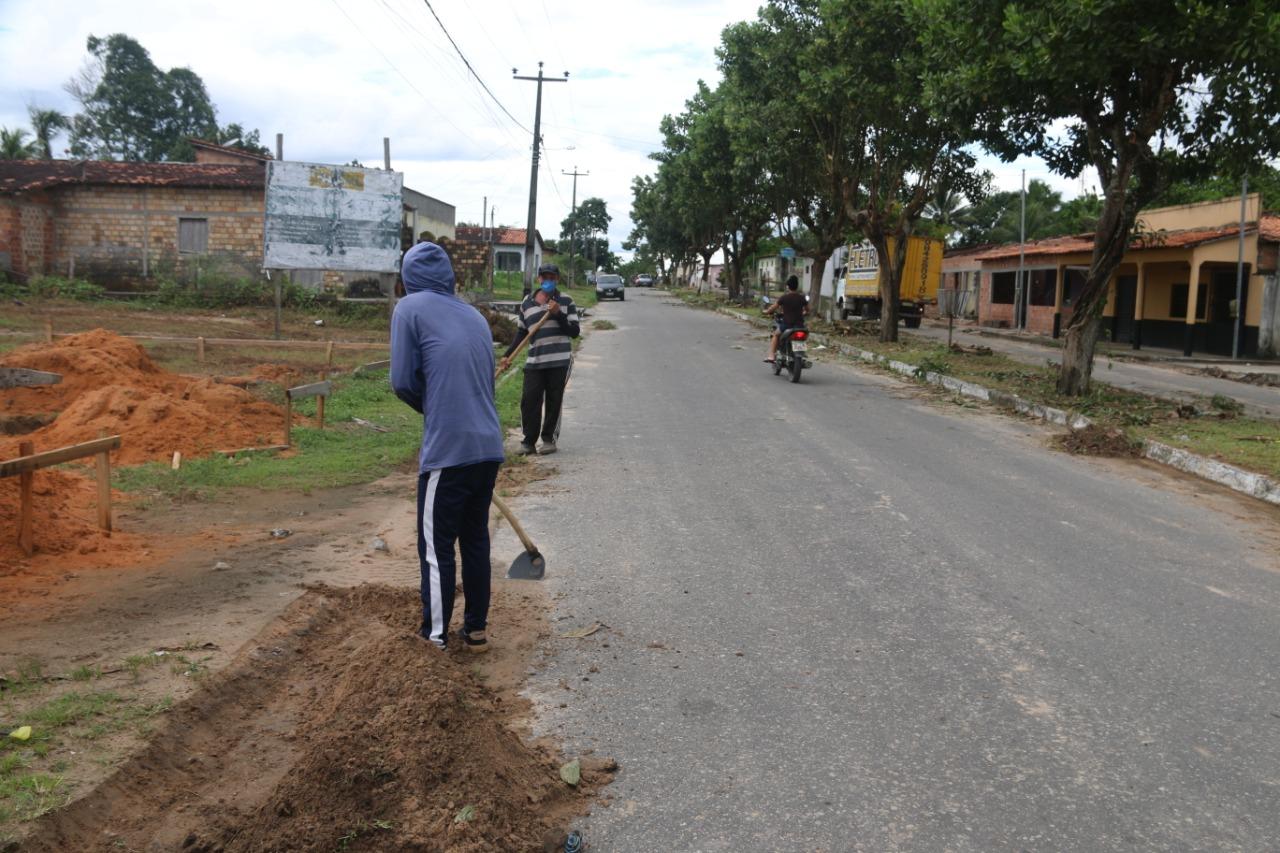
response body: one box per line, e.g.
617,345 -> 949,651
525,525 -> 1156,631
1052,263 -> 1066,338
1184,253 -> 1202,357
1132,261 -> 1146,350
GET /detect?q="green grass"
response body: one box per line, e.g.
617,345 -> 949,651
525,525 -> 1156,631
591,319 -> 617,331
114,369 -> 421,498
0,688 -> 174,834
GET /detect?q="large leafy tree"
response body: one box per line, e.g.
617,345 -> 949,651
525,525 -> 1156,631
65,33 -> 265,162
719,3 -> 855,305
919,0 -> 1280,393
822,0 -> 983,341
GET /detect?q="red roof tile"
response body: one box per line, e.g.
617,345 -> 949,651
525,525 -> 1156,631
455,225 -> 543,248
0,160 -> 265,193
975,215 -> 1280,261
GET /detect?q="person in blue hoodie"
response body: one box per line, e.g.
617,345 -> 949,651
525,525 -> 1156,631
390,241 -> 505,653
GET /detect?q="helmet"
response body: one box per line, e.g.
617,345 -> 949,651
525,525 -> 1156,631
537,263 -> 560,277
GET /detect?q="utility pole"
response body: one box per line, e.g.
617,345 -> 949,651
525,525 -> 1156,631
514,62 -> 569,296
489,206 -> 496,291
563,166 -> 588,287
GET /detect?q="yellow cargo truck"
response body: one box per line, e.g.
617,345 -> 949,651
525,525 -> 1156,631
838,236 -> 943,328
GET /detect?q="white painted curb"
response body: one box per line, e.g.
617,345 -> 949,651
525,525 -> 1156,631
715,305 -> 1280,507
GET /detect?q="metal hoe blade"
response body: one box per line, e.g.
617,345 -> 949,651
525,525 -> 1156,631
507,549 -> 546,580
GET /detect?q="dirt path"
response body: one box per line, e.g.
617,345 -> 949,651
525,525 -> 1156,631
1,467 -> 607,850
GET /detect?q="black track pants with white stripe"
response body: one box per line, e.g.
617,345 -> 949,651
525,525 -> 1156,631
415,461 -> 500,647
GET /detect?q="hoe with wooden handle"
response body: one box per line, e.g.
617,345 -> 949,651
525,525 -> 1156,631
491,494 -> 546,579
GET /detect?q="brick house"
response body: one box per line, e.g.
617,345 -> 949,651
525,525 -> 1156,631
0,157 -> 266,285
1,142 -> 457,295
455,226 -> 545,275
970,196 -> 1280,357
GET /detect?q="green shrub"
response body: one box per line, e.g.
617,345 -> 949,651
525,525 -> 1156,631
23,276 -> 105,301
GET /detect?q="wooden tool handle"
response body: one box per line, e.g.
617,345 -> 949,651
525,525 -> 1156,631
495,305 -> 556,379
491,493 -> 538,555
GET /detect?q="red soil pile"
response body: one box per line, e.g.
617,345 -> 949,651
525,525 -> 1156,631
0,468 -> 146,569
0,330 -> 288,464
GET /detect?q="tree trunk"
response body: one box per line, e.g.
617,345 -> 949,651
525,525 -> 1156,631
1056,173 -> 1138,395
807,249 -> 832,310
871,233 -> 904,343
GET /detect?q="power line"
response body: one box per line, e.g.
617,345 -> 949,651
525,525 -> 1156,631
419,0 -> 531,134
328,0 -> 483,148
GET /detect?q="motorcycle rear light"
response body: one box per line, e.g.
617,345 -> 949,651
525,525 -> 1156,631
793,330 -> 808,340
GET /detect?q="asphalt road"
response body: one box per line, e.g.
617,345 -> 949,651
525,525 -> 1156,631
513,289 -> 1280,852
910,322 -> 1280,420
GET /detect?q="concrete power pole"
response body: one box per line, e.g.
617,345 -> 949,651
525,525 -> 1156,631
562,166 -> 588,287
514,62 -> 569,296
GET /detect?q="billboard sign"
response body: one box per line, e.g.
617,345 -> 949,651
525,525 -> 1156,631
263,161 -> 403,272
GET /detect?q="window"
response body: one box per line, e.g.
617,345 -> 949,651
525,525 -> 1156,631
991,271 -> 1016,304
1028,269 -> 1058,306
495,251 -> 521,272
1063,269 -> 1088,307
178,218 -> 208,254
1169,283 -> 1208,320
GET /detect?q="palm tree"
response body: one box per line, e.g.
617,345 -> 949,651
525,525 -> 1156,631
0,127 -> 38,160
27,107 -> 69,159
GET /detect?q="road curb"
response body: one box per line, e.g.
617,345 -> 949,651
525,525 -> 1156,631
716,306 -> 1280,507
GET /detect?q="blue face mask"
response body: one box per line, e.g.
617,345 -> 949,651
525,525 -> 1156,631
539,280 -> 556,293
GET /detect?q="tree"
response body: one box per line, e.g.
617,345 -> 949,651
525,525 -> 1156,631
824,0 -> 983,341
0,127 -> 38,160
65,33 -> 265,162
719,4 -> 854,307
920,0 -> 1280,393
215,123 -> 272,157
27,107 -> 69,159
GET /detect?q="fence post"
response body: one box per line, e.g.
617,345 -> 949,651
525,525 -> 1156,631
44,319 -> 53,344
197,336 -> 205,363
96,450 -> 112,532
18,440 -> 33,556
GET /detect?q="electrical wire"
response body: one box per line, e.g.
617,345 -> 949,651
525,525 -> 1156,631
418,0 -> 532,134
327,0 -> 484,148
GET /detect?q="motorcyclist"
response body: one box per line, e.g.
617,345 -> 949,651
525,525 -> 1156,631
763,275 -> 808,363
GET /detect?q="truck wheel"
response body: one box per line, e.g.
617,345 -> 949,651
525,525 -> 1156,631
904,316 -> 921,329
840,308 -> 850,321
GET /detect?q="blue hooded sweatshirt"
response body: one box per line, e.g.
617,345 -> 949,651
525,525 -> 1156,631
390,242 -> 504,472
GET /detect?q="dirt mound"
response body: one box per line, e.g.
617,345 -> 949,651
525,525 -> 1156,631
0,331 -> 288,464
0,329 -> 168,416
0,469 -> 145,569
1057,425 -> 1143,458
22,585 -> 611,852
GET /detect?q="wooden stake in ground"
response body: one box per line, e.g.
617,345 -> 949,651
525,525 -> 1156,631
18,440 -> 33,557
43,318 -> 53,343
284,380 -> 332,447
317,341 -> 335,430
96,449 -> 112,533
197,336 -> 206,363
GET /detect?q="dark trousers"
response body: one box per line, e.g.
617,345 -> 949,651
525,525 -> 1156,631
520,365 -> 569,445
416,461 -> 500,647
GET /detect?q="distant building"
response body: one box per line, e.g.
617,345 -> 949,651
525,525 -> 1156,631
970,195 -> 1280,357
403,187 -> 455,242
455,226 -> 545,274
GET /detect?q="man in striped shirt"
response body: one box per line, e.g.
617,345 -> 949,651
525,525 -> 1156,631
499,263 -> 580,455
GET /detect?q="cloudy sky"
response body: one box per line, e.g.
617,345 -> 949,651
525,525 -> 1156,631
0,0 -> 1092,258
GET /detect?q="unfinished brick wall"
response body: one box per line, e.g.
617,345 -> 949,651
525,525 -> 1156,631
444,238 -> 491,292
0,194 -> 56,280
47,185 -> 264,285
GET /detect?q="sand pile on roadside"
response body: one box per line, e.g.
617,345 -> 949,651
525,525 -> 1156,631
0,330 -> 288,464
24,585 -> 613,852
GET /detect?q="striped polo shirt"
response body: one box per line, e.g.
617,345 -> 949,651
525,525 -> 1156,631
516,292 -> 580,370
